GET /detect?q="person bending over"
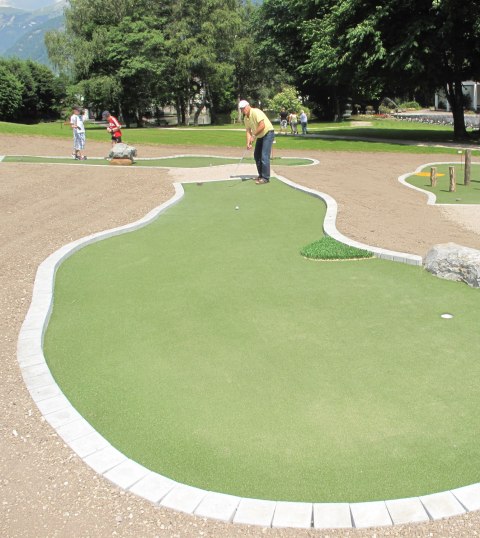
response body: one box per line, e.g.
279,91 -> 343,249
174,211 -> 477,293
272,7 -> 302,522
239,100 -> 275,184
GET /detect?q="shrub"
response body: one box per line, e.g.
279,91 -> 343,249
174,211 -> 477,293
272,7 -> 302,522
300,236 -> 374,260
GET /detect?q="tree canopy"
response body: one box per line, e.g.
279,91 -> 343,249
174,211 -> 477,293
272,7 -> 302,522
260,0 -> 480,137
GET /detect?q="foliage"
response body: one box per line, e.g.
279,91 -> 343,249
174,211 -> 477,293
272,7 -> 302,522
46,0 -> 263,125
0,58 -> 64,122
260,0 -> 480,137
268,86 -> 309,115
300,236 -> 373,260
0,66 -> 23,120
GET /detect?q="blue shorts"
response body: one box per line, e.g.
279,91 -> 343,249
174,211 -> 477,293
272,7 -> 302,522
74,131 -> 85,150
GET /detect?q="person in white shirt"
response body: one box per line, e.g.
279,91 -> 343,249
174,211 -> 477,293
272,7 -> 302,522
70,106 -> 87,160
300,110 -> 308,135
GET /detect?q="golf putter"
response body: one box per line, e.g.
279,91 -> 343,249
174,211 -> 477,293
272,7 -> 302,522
230,148 -> 249,178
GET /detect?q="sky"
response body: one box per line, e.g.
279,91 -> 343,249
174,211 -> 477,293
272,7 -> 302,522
0,0 -> 62,10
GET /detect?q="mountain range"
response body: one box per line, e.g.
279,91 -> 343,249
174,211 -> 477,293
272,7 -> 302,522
0,0 -> 66,66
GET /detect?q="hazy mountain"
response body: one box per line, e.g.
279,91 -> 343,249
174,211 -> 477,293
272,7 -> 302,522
0,0 -> 65,65
0,0 -> 61,10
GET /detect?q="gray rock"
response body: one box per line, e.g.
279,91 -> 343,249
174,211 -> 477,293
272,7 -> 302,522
108,143 -> 137,161
425,243 -> 480,288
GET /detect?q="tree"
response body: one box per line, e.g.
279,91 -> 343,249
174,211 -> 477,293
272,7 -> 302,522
0,65 -> 22,120
260,0 -> 480,136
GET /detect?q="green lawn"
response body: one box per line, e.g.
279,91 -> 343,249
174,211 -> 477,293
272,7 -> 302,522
2,155 -> 311,168
44,178 -> 480,503
406,163 -> 480,204
1,119 -> 477,155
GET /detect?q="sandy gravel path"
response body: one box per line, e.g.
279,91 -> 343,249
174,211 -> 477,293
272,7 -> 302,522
1,134 -> 480,537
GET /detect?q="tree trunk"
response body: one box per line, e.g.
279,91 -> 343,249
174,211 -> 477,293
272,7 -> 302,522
446,81 -> 468,140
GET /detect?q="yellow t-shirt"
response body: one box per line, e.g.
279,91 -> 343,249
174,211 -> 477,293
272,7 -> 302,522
244,108 -> 273,138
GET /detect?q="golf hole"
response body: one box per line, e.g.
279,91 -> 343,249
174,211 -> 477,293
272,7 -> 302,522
441,313 -> 454,319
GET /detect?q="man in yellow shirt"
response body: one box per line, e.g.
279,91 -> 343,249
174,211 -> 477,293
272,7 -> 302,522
239,100 -> 275,184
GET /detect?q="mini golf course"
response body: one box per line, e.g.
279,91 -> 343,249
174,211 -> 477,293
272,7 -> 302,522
42,175 -> 480,504
407,162 -> 480,204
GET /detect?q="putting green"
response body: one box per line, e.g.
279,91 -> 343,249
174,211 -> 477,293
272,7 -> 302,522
3,155 -> 312,167
406,163 -> 480,204
44,178 -> 480,502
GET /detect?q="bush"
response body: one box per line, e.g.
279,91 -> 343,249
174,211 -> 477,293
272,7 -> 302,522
398,101 -> 421,110
300,236 -> 374,260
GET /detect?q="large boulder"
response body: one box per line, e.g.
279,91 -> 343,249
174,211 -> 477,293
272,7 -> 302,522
108,143 -> 137,161
425,243 -> 480,288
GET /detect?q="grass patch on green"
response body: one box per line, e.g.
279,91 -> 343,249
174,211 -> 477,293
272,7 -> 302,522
44,178 -> 480,503
2,155 -> 311,167
406,163 -> 480,204
1,119 -> 475,155
301,236 -> 374,260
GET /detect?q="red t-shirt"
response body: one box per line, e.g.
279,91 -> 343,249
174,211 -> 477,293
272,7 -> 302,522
108,116 -> 122,138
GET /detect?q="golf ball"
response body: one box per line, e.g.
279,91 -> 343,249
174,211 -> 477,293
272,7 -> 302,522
235,206 -> 239,210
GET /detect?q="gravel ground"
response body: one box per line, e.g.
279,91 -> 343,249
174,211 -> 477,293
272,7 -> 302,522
1,134 -> 480,537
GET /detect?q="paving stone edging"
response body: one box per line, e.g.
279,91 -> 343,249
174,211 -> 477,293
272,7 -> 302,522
17,172 -> 479,529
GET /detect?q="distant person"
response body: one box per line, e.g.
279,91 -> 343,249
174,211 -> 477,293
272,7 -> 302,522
300,110 -> 308,135
70,105 -> 87,160
102,111 -> 122,145
239,99 -> 275,184
279,107 -> 288,135
289,111 -> 298,135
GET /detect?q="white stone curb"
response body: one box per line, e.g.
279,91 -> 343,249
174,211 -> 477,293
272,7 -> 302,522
17,168 -> 480,529
275,174 -> 423,265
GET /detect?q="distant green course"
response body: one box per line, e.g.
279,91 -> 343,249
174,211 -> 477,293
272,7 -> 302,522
406,163 -> 480,204
44,178 -> 480,503
2,155 -> 312,167
1,118 -> 478,155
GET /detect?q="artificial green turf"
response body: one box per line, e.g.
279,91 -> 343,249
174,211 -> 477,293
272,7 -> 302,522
44,178 -> 480,502
301,236 -> 374,260
406,163 -> 480,204
2,155 -> 311,168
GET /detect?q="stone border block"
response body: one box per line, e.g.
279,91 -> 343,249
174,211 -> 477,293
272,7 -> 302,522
313,502 -> 352,528
129,472 -> 176,504
233,498 -> 276,527
420,491 -> 466,519
386,497 -> 430,524
160,484 -> 207,514
350,501 -> 392,528
451,483 -> 480,511
271,501 -> 313,529
194,492 -> 240,522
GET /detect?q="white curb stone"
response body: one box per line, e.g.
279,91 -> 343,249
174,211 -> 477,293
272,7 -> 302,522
233,498 -> 276,527
271,501 -> 313,529
350,501 -> 392,528
451,483 -> 480,511
55,417 -> 96,443
35,394 -> 71,416
83,445 -> 127,474
68,431 -> 110,458
104,459 -> 150,490
420,491 -> 466,519
386,497 -> 430,524
129,472 -> 177,504
160,484 -> 207,514
313,502 -> 352,528
194,492 -> 240,522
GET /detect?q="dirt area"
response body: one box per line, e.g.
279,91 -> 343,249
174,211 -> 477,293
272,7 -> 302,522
1,133 -> 480,538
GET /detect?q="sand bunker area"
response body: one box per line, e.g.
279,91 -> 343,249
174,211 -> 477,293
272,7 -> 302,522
2,133 -> 480,538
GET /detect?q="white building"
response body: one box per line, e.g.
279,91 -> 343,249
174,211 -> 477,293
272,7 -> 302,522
435,81 -> 480,111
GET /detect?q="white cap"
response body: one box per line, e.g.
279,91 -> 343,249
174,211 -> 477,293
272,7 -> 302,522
238,100 -> 249,109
